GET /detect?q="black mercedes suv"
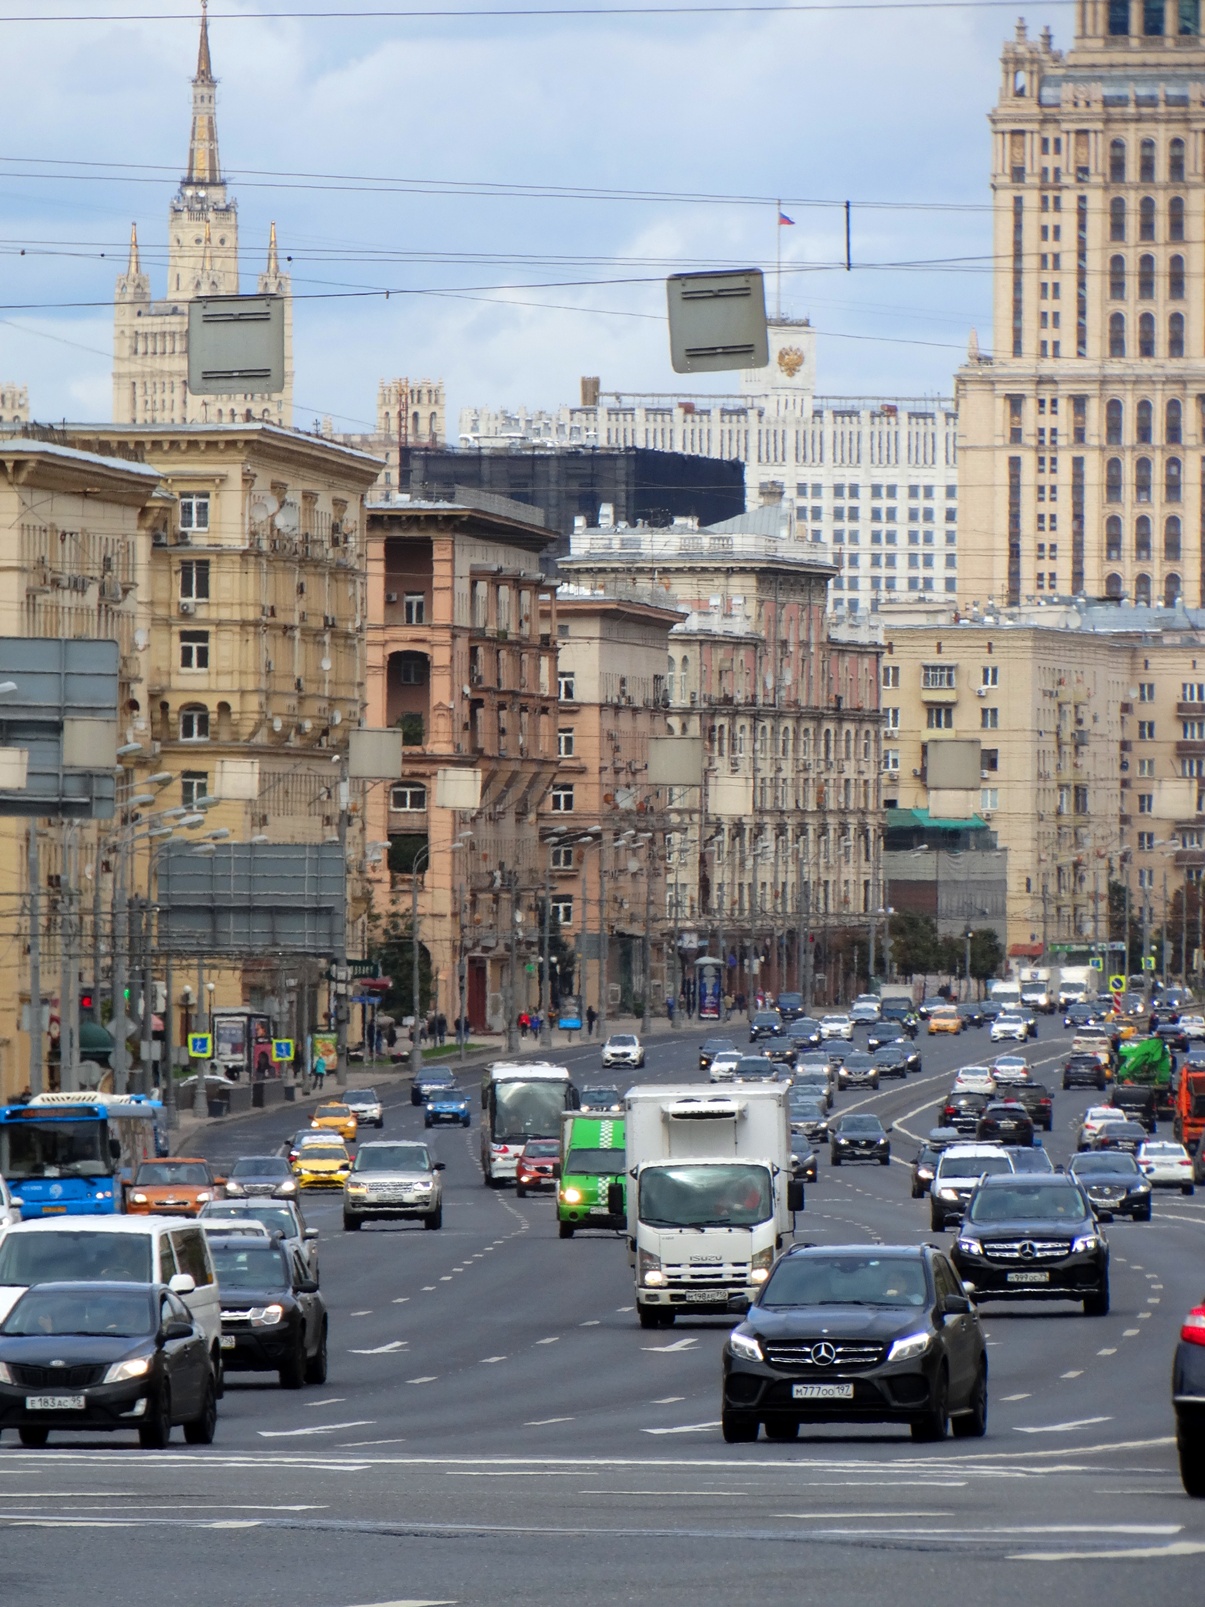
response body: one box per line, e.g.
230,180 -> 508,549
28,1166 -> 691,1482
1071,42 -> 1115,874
950,1175 -> 1109,1315
721,1244 -> 988,1444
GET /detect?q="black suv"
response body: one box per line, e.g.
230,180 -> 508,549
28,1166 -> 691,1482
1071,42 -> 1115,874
872,1045 -> 909,1081
1064,1053 -> 1109,1092
208,1235 -> 328,1387
941,1090 -> 990,1135
830,1113 -> 890,1166
1011,1081 -> 1054,1132
775,992 -> 806,1022
721,1244 -> 988,1444
951,1175 -> 1110,1315
976,1101 -> 1035,1147
749,1011 -> 783,1042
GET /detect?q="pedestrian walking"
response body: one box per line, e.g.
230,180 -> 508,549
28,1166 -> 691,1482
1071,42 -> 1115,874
519,1011 -> 530,1039
586,1005 -> 597,1037
311,1051 -> 326,1094
436,1012 -> 447,1046
666,996 -> 676,1025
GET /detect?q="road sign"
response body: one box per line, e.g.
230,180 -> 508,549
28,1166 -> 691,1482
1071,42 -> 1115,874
271,1039 -> 294,1064
1141,956 -> 1156,971
188,1033 -> 212,1059
1109,974 -> 1127,992
1089,957 -> 1104,970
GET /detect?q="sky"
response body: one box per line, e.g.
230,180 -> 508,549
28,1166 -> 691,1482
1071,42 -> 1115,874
0,0 -> 1077,433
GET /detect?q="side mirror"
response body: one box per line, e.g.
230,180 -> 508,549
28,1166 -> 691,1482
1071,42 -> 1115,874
433,1162 -> 446,1172
162,1319 -> 194,1342
941,1294 -> 972,1317
607,1182 -> 625,1216
295,1278 -> 320,1295
787,1179 -> 805,1213
304,1228 -> 319,1241
168,1273 -> 196,1296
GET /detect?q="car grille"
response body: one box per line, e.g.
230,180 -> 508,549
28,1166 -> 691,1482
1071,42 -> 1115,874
982,1238 -> 1073,1262
10,1362 -> 106,1388
762,1340 -> 886,1371
664,1262 -> 750,1285
364,1183 -> 429,1201
1086,1183 -> 1128,1199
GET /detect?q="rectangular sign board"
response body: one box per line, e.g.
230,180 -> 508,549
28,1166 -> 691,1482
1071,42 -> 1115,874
0,638 -> 119,818
156,841 -> 346,958
667,270 -> 769,374
187,294 -> 285,394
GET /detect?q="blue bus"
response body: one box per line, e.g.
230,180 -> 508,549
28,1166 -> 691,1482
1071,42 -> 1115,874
0,1094 -> 164,1218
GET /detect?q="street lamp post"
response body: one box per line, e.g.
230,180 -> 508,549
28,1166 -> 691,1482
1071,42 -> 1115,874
410,843 -> 431,1075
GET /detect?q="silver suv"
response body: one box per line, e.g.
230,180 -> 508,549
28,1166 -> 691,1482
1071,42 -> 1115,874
342,1140 -> 445,1231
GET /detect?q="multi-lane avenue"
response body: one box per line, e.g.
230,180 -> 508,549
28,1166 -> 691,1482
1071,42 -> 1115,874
5,1016 -> 1205,1607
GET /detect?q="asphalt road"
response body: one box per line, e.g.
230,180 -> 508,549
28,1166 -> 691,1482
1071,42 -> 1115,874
5,1017 -> 1205,1607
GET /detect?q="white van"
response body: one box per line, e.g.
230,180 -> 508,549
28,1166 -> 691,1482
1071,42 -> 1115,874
0,1217 -> 222,1379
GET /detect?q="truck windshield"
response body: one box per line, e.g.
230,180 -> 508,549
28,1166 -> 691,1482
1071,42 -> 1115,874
565,1148 -> 625,1175
0,1231 -> 152,1286
492,1081 -> 570,1143
0,1120 -> 109,1181
638,1164 -> 772,1228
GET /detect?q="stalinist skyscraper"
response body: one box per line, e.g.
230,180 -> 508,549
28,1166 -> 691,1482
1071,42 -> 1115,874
112,1 -> 293,425
958,0 -> 1205,609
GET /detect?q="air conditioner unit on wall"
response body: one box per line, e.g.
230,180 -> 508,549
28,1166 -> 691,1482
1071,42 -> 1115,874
178,599 -> 195,616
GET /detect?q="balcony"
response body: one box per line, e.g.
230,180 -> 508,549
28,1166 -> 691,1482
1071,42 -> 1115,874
1176,740 -> 1205,758
919,685 -> 958,705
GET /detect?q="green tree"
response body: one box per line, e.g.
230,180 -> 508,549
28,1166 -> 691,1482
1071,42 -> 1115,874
369,916 -> 433,1022
889,911 -> 940,978
968,928 -> 1003,986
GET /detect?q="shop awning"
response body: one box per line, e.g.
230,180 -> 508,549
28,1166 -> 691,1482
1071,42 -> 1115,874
79,1021 -> 115,1062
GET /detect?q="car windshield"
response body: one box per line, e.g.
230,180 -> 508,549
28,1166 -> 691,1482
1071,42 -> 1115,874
346,1091 -> 378,1104
1073,1154 -> 1140,1176
753,1015 -> 778,1027
201,1203 -> 299,1237
230,1157 -> 290,1179
937,1154 -> 1012,1180
0,1231 -> 152,1286
492,1080 -> 569,1143
420,1074 -> 453,1088
300,1147 -> 347,1163
791,1101 -> 826,1119
564,1147 -> 625,1175
845,1055 -> 875,1070
524,1141 -> 560,1158
702,1041 -> 734,1054
838,1117 -> 884,1136
430,1087 -> 465,1101
610,1036 -> 638,1047
638,1164 -> 772,1229
1008,1149 -> 1053,1173
3,1287 -> 154,1338
133,1162 -> 209,1186
209,1244 -> 290,1290
967,1184 -> 1087,1222
1142,1144 -> 1185,1156
316,1105 -> 351,1119
761,1254 -> 928,1309
354,1146 -> 430,1173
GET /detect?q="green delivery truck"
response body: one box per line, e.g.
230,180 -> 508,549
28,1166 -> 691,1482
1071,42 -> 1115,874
557,1113 -> 626,1239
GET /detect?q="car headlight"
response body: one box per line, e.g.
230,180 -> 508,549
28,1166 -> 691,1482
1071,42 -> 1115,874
750,1248 -> 773,1284
196,1191 -> 213,1203
278,1180 -> 296,1194
414,1180 -> 433,1191
1071,1233 -> 1101,1254
249,1304 -> 285,1327
0,1362 -> 12,1382
956,1235 -> 983,1255
887,1331 -> 932,1363
347,1183 -> 368,1195
104,1355 -> 152,1383
130,1192 -> 148,1203
728,1330 -> 764,1363
561,1187 -> 582,1204
936,1186 -> 960,1200
224,1182 -> 245,1196
1136,1182 -> 1152,1194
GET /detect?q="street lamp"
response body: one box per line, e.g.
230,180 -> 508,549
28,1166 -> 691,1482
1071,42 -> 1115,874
410,842 -> 431,1074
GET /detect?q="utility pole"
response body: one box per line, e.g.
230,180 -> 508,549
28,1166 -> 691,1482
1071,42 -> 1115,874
27,822 -> 42,1095
193,958 -> 208,1118
335,765 -> 351,1088
579,851 -> 589,1035
640,833 -> 653,1038
540,838 -> 553,1050
59,827 -> 79,1093
802,879 -> 813,1014
410,843 -> 429,1076
1163,869 -> 1170,988
111,834 -> 128,1096
457,879 -> 468,1067
164,953 -> 176,1128
504,869 -> 519,1053
598,838 -> 609,1040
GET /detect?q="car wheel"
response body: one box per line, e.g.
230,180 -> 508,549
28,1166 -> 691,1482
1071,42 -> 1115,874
764,1420 -> 799,1442
516,1186 -> 526,1199
1134,1203 -> 1152,1221
424,1205 -> 443,1230
279,1344 -> 307,1389
559,1221 -> 575,1239
1184,1184 -> 1196,1196
1083,1276 -> 1110,1317
138,1385 -> 173,1447
183,1377 -> 217,1445
376,1119 -> 384,1129
343,1214 -> 362,1231
18,1427 -> 49,1447
463,1117 -> 471,1128
657,1309 -> 677,1327
910,1368 -> 949,1442
721,1412 -> 759,1444
638,1306 -> 661,1330
911,1182 -> 923,1199
305,1320 -> 329,1385
951,1361 -> 988,1439
929,1209 -> 945,1232
1178,1417 -> 1205,1497
880,1153 -> 891,1166
831,1154 -> 842,1167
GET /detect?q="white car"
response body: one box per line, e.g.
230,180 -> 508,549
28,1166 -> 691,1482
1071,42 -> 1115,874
819,1014 -> 855,1041
850,995 -> 882,1025
991,1055 -> 1031,1086
990,1012 -> 1030,1043
601,1033 -> 644,1069
1079,1104 -> 1125,1142
709,1050 -> 743,1083
1138,1140 -> 1196,1193
1181,1015 -> 1205,1042
952,1065 -> 997,1096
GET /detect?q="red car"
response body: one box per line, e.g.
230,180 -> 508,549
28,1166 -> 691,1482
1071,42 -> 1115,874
515,1139 -> 561,1198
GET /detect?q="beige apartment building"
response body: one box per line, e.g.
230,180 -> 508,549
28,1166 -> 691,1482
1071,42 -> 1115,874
538,591 -> 681,1020
958,4 -> 1205,611
335,378 -> 448,503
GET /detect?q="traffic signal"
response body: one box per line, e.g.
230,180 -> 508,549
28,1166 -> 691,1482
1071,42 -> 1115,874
79,987 -> 95,1019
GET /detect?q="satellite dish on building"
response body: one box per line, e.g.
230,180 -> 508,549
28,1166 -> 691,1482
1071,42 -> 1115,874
274,500 -> 300,535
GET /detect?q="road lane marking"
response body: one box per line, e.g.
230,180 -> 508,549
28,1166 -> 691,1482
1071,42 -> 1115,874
1014,1417 -> 1113,1434
580,1320 -> 600,1327
479,1356 -> 507,1364
1012,1540 -> 1203,1562
536,1337 -> 560,1345
258,1422 -> 374,1438
1001,1393 -> 1031,1401
1061,1371 -> 1083,1379
642,1336 -> 699,1353
351,1310 -> 373,1316
391,1297 -> 410,1304
306,1398 -> 347,1406
340,1439 -> 409,1447
1098,1347 -> 1117,1354
350,1341 -> 408,1354
1123,1329 -> 1140,1336
524,1417 -> 574,1426
421,1286 -> 437,1292
652,1396 -> 686,1404
407,1376 -> 438,1384
642,1422 -> 722,1435
343,1599 -> 457,1606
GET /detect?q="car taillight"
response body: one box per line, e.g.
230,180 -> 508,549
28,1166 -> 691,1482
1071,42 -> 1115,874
1182,1307 -> 1205,1346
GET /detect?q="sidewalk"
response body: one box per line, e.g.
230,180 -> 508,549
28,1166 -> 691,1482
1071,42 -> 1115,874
167,1011 -> 694,1153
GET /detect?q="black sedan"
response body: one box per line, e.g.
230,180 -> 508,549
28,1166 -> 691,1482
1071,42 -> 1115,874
0,1281 -> 215,1448
830,1114 -> 891,1166
749,1011 -> 783,1041
789,1135 -> 819,1184
837,1052 -> 880,1092
1087,1119 -> 1149,1156
698,1038 -> 737,1071
951,1175 -> 1110,1315
785,1018 -> 823,1050
1068,1152 -> 1153,1222
1064,1000 -> 1106,1031
957,1001 -> 985,1029
789,1096 -> 830,1145
976,1101 -> 1035,1147
721,1244 -> 987,1443
941,1091 -> 990,1135
776,993 -> 806,1022
872,1046 -> 909,1081
223,1155 -> 299,1199
1173,1300 -> 1205,1495
732,1054 -> 783,1083
580,1085 -> 624,1113
411,1068 -> 456,1106
209,1236 -> 328,1388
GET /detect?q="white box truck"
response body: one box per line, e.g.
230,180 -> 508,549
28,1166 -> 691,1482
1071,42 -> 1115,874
619,1084 -> 800,1330
1055,965 -> 1099,1009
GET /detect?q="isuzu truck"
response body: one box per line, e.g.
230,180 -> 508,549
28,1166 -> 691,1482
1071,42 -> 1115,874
619,1084 -> 800,1329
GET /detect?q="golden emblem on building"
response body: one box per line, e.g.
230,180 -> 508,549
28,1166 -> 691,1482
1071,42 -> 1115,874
777,346 -> 805,377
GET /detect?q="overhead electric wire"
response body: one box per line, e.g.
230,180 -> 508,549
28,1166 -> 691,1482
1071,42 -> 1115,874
0,1 -> 1076,21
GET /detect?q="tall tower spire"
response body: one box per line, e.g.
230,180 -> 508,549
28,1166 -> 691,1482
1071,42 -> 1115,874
127,222 -> 140,276
265,220 -> 279,277
186,0 -> 221,187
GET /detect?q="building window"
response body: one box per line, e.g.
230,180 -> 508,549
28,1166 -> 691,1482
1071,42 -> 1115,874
1136,572 -> 1153,604
1138,867 -> 1155,889
179,704 -> 209,742
403,593 -> 425,625
390,782 -> 428,811
1139,681 -> 1157,701
550,783 -> 575,812
558,672 -> 575,700
1138,253 -> 1156,299
1139,759 -> 1155,777
981,707 -> 999,729
1139,312 -> 1156,357
1109,137 -> 1127,179
1106,515 -> 1123,561
1170,313 -> 1186,358
883,748 -> 900,772
557,727 -> 575,757
921,664 -> 956,689
1138,720 -> 1156,739
1171,135 -> 1187,179
1136,515 -> 1153,559
1167,456 -> 1183,501
1139,195 -> 1156,241
981,788 -> 999,811
1108,255 -> 1126,300
179,631 -> 209,671
1170,255 -> 1186,300
1138,792 -> 1154,813
882,664 -> 900,688
1106,398 -> 1124,444
550,844 -> 575,869
1110,197 -> 1126,242
1168,398 -> 1183,443
1140,137 -> 1157,178
1171,195 -> 1186,241
926,706 -> 954,729
884,706 -> 901,729
982,747 -> 999,771
1106,571 -> 1124,598
1137,457 -> 1153,501
1167,572 -> 1183,606
1109,313 -> 1126,357
981,665 -> 999,687
1105,458 -> 1123,502
179,559 -> 209,601
550,896 -> 574,926
1137,398 -> 1153,443
178,493 -> 210,533
181,771 -> 208,809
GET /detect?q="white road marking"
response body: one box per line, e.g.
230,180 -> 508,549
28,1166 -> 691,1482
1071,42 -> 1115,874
580,1320 -> 600,1327
407,1376 -> 438,1384
1001,1393 -> 1032,1401
342,1599 -> 457,1606
643,1421 -> 722,1435
391,1297 -> 410,1304
439,1276 -> 454,1282
1012,1540 -> 1204,1562
1061,1371 -> 1084,1379
258,1422 -> 374,1438
306,1398 -> 347,1406
421,1286 -> 437,1292
652,1396 -> 686,1404
340,1438 -> 408,1447
1123,1329 -> 1141,1337
617,1305 -> 634,1312
642,1337 -> 699,1354
1138,1312 -> 1152,1319
351,1310 -> 373,1316
525,1417 -> 575,1426
350,1341 -> 408,1355
1149,1297 -> 1161,1304
1014,1417 -> 1113,1434
536,1337 -> 560,1345
1097,1347 -> 1118,1355
479,1356 -> 507,1364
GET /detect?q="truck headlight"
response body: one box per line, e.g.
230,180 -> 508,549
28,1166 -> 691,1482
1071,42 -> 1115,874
638,1248 -> 664,1287
561,1187 -> 582,1204
750,1248 -> 774,1284
728,1330 -> 764,1362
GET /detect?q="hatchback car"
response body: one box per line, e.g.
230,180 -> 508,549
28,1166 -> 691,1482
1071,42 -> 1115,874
1063,1052 -> 1110,1092
125,1159 -> 223,1217
837,1052 -> 880,1092
721,1244 -> 987,1444
951,1175 -> 1110,1314
789,1076 -> 833,1114
940,1090 -> 990,1135
850,994 -> 882,1025
789,1096 -> 830,1145
424,1085 -> 472,1127
601,1034 -> 644,1069
748,1013 -> 783,1042
872,1045 -> 909,1081
515,1138 -> 561,1196
786,1018 -> 823,1049
1068,1151 -> 1153,1221
829,1114 -> 890,1166
775,993 -> 806,1022
1011,1081 -> 1054,1132
708,1050 -> 743,1083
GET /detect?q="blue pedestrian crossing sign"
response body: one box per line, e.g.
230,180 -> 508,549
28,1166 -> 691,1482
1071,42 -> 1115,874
271,1039 -> 294,1064
188,1033 -> 212,1059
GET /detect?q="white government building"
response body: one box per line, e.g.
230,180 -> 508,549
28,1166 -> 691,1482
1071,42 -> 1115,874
459,319 -> 959,612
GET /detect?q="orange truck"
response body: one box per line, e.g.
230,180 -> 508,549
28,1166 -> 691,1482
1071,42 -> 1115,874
1175,1069 -> 1205,1151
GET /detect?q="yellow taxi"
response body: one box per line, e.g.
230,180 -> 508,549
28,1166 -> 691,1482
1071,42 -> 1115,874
310,1101 -> 358,1145
291,1141 -> 353,1190
927,1006 -> 962,1036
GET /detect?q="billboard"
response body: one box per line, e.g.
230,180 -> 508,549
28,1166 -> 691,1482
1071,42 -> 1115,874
0,638 -> 119,818
155,841 -> 346,957
926,738 -> 981,790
